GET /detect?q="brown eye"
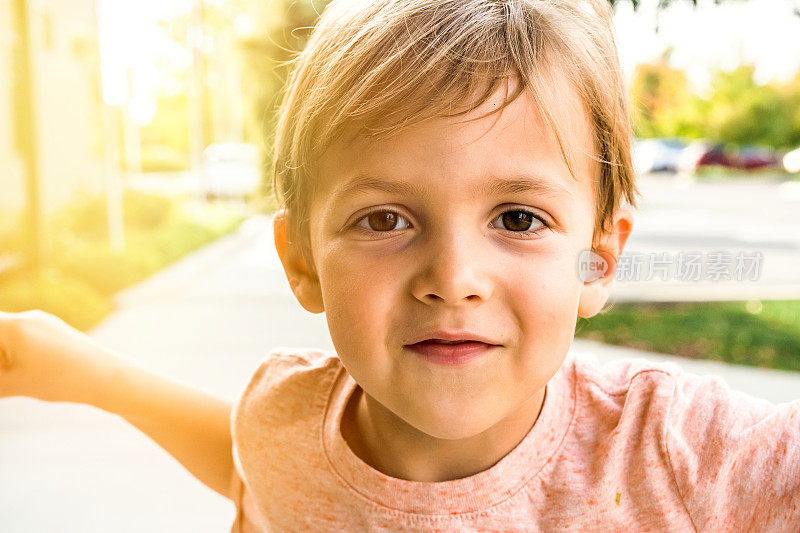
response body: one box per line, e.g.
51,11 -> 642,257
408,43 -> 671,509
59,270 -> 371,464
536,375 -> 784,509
502,211 -> 534,231
355,210 -> 411,233
490,209 -> 547,235
369,211 -> 398,231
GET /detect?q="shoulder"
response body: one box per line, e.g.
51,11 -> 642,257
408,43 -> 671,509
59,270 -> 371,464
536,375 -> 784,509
566,350 -> 685,418
231,347 -> 342,433
659,362 -> 800,529
228,348 -> 343,530
566,351 -> 800,527
240,347 -> 340,393
561,351 -> 688,455
568,350 -> 684,393
567,350 -> 798,450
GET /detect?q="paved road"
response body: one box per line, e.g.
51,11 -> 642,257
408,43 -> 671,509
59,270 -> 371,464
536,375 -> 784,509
614,174 -> 800,301
2,201 -> 799,531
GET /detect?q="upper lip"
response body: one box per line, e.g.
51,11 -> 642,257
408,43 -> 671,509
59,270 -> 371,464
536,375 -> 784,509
405,330 -> 501,346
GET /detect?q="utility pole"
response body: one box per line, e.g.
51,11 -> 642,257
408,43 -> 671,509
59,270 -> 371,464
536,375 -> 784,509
11,0 -> 42,272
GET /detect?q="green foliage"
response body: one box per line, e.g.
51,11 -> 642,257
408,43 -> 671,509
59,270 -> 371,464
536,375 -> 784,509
0,191 -> 246,331
630,54 -> 706,139
575,301 -> 800,372
632,61 -> 800,150
0,269 -> 112,331
51,190 -> 175,242
705,65 -> 799,149
49,192 -> 244,296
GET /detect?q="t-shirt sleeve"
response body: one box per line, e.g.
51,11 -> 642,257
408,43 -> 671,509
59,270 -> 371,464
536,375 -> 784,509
228,352 -> 282,533
227,348 -> 337,532
227,465 -> 264,533
665,372 -> 800,531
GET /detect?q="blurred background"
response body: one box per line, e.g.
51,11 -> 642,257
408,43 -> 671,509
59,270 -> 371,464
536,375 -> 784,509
1,0 -> 799,531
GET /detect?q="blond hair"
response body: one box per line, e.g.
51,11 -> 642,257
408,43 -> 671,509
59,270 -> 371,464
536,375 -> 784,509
272,0 -> 640,266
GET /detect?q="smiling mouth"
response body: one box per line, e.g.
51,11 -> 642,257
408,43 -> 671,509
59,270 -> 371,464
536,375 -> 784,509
422,339 -> 486,344
404,340 -> 499,365
408,339 -> 502,347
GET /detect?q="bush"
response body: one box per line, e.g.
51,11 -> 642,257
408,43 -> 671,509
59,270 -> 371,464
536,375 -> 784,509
51,241 -> 164,296
52,190 -> 176,241
49,197 -> 246,296
0,269 -> 111,330
1,191 -> 247,331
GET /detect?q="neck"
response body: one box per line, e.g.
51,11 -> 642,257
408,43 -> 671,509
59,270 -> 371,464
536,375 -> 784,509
341,384 -> 547,482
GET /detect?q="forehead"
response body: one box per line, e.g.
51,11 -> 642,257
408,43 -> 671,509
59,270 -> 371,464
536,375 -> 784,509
313,73 -> 596,211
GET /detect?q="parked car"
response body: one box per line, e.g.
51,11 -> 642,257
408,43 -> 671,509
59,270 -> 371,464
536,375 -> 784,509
736,146 -> 781,171
201,143 -> 260,200
678,141 -> 780,173
632,137 -> 689,174
677,141 -> 736,173
783,146 -> 800,174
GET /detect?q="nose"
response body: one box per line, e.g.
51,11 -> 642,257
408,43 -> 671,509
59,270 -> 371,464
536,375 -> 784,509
410,226 -> 494,306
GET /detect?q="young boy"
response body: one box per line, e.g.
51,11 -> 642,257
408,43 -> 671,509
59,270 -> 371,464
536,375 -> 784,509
1,0 -> 798,531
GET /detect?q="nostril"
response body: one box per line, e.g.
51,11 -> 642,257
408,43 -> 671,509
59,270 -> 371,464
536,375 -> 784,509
423,292 -> 481,304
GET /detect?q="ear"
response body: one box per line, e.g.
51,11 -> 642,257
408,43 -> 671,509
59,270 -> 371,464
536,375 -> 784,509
273,210 -> 325,314
577,208 -> 634,319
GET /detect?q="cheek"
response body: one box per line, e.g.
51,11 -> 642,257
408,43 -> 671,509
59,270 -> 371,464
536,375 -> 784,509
319,244 -> 402,308
316,243 -> 402,361
506,244 -> 582,336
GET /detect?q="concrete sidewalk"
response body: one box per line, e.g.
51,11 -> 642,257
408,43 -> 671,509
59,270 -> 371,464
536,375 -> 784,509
1,214 -> 798,532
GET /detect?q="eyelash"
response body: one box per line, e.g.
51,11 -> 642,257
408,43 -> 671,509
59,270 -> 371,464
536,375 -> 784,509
351,207 -> 550,239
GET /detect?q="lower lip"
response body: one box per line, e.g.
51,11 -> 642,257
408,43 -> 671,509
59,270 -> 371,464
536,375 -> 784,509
404,341 -> 498,365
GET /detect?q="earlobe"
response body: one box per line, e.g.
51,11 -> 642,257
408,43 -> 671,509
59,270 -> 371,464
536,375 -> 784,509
577,208 -> 634,319
273,210 -> 325,314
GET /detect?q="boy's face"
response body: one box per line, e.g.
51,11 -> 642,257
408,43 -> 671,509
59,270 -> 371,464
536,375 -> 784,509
276,75 -> 632,440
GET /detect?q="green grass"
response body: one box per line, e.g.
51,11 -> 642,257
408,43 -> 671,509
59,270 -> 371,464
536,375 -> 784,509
692,165 -> 789,180
0,191 -> 247,331
575,300 -> 800,372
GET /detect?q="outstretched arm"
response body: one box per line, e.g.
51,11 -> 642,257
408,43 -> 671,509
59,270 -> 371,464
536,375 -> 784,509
0,310 -> 235,501
100,360 -> 235,500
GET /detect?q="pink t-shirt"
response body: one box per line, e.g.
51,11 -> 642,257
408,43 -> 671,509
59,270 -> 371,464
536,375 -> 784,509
228,347 -> 800,531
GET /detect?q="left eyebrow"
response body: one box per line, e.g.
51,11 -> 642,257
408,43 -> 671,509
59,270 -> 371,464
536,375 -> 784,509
477,175 -> 573,199
331,173 -> 572,205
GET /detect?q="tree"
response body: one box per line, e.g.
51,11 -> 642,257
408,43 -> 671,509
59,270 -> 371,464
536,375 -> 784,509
706,65 -> 799,149
629,51 -> 706,139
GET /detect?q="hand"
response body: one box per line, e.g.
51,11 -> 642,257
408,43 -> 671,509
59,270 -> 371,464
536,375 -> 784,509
0,309 -> 237,499
0,309 -> 120,406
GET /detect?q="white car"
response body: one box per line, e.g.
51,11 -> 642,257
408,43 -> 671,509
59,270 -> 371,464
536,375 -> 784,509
201,143 -> 261,199
632,137 -> 688,175
784,147 -> 800,174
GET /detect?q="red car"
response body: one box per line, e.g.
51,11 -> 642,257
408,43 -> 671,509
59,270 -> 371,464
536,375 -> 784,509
737,146 -> 781,170
679,142 -> 781,173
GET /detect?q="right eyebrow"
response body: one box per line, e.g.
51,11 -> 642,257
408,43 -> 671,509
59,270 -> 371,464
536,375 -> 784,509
330,175 -> 426,205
